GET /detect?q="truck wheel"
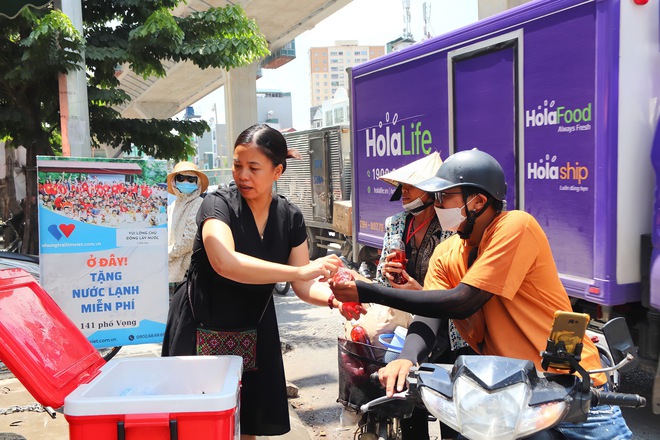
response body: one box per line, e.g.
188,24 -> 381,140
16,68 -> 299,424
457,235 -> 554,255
274,281 -> 290,296
307,227 -> 326,260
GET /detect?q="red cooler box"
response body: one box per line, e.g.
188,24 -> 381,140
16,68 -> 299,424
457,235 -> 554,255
0,268 -> 242,440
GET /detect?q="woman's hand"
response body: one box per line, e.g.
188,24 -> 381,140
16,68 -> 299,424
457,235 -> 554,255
384,270 -> 422,290
329,279 -> 360,303
378,358 -> 415,397
317,254 -> 343,276
298,254 -> 343,282
382,251 -> 407,283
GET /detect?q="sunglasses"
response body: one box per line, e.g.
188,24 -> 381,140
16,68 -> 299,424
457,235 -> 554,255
434,191 -> 462,204
175,174 -> 198,183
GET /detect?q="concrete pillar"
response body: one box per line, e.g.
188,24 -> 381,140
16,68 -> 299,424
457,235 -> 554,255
224,62 -> 259,148
55,0 -> 91,157
478,0 -> 532,19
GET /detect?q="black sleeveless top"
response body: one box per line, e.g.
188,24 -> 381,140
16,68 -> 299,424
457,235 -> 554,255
190,186 -> 307,328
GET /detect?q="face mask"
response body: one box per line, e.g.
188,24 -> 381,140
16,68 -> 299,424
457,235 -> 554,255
402,197 -> 426,214
175,182 -> 198,194
433,197 -> 475,232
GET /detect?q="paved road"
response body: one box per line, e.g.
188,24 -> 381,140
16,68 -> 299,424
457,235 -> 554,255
618,367 -> 660,438
276,292 -> 352,439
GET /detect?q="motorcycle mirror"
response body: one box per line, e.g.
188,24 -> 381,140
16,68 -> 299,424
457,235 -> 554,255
602,317 -> 640,373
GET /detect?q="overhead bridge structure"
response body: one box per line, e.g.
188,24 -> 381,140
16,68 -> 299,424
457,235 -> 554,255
116,0 -> 352,145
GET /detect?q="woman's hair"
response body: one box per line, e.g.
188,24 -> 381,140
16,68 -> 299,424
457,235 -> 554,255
233,124 -> 301,172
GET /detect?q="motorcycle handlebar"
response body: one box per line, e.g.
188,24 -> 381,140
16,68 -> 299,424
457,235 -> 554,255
592,389 -> 646,408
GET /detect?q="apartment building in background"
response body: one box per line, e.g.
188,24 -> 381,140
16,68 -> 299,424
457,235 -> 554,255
309,40 -> 385,106
196,90 -> 293,171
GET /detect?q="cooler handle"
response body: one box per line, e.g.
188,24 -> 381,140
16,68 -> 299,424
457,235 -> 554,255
117,413 -> 178,440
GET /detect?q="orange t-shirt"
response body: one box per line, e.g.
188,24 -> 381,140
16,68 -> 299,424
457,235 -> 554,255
424,210 -> 606,386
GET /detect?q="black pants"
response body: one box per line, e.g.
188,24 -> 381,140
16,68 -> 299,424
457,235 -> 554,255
400,406 -> 432,439
400,398 -> 461,440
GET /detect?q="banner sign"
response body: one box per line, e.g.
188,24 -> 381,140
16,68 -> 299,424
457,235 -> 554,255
37,156 -> 168,348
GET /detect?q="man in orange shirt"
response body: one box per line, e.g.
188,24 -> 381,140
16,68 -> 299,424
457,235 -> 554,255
331,149 -> 632,439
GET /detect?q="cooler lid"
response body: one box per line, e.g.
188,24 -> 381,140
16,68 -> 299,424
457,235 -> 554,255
0,268 -> 105,408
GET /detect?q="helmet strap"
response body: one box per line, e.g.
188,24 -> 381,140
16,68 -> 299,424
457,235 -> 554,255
458,196 -> 492,240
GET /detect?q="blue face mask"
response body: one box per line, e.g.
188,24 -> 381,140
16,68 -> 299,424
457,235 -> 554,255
175,182 -> 198,194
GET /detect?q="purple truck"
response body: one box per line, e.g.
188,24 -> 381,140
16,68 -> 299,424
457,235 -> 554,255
349,0 -> 660,408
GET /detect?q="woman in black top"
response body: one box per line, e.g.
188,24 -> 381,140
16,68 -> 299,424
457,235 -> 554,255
163,124 -> 361,439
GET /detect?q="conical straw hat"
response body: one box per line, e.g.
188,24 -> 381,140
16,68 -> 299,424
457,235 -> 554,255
378,152 -> 443,188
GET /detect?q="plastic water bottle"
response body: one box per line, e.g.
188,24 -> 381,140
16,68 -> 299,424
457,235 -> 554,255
351,324 -> 376,359
350,324 -> 371,345
333,267 -> 361,314
390,238 -> 406,284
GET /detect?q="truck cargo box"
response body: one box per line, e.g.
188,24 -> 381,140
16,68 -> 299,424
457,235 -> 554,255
350,0 -> 660,308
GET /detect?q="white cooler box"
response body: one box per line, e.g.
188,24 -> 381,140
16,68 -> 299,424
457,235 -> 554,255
0,268 -> 242,440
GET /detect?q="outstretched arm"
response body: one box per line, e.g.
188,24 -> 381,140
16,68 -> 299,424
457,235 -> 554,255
203,218 -> 334,284
355,280 -> 492,319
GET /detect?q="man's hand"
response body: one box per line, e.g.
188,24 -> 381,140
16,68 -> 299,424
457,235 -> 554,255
329,279 -> 359,303
378,358 -> 414,397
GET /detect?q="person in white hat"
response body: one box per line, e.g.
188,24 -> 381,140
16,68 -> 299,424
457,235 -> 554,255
376,152 -> 449,288
376,152 -> 471,440
166,161 -> 208,295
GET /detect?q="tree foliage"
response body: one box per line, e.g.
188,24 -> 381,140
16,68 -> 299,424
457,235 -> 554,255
0,0 -> 268,160
0,1 -> 269,252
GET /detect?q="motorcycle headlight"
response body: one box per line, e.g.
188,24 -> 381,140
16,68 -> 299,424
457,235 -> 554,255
420,387 -> 460,432
516,399 -> 567,438
420,376 -> 567,440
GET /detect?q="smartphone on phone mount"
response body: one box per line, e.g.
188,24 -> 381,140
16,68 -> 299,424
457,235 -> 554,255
543,310 -> 590,370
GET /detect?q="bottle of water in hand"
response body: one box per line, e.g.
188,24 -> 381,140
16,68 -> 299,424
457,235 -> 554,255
390,238 -> 406,284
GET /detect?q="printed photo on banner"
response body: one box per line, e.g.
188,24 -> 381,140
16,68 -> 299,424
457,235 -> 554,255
36,156 -> 169,349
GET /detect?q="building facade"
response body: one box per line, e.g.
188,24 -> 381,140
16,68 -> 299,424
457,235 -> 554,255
309,40 -> 385,106
256,90 -> 293,130
196,90 -> 292,171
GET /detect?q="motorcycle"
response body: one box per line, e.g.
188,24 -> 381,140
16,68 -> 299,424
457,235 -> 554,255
359,317 -> 645,440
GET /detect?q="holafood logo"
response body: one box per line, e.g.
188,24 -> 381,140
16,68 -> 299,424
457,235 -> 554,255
527,154 -> 589,185
365,112 -> 434,158
525,100 -> 592,132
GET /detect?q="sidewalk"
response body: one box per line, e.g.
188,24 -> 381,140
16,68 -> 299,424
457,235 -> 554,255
0,344 -> 312,440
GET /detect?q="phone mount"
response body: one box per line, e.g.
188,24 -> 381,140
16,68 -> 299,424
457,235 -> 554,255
541,339 -> 591,394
